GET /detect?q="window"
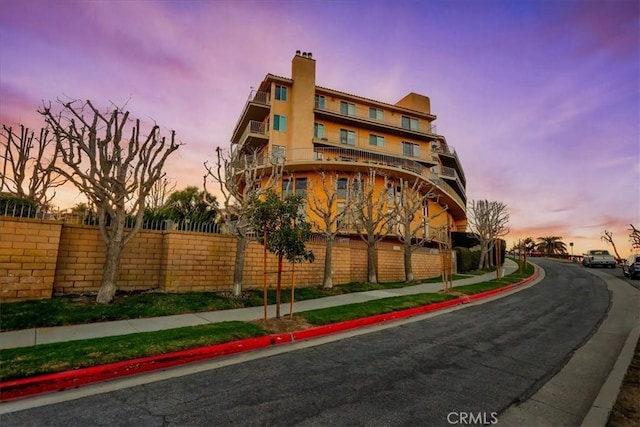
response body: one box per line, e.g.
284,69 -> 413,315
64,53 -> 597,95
282,178 -> 293,197
340,129 -> 356,146
369,107 -> 384,120
340,101 -> 356,117
402,116 -> 419,131
275,85 -> 287,101
274,115 -> 287,131
315,95 -> 326,110
369,134 -> 384,147
314,123 -> 325,139
402,141 -> 420,158
314,151 -> 324,160
337,178 -> 348,199
295,178 -> 307,197
352,178 -> 363,201
387,184 -> 395,204
272,145 -> 286,164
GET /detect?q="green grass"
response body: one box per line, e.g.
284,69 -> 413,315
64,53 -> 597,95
0,274 -> 467,331
298,293 -> 458,325
0,321 -> 267,381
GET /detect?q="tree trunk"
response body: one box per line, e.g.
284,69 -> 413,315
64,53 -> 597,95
232,236 -> 248,296
367,238 -> 377,283
478,241 -> 489,270
97,239 -> 122,304
322,238 -> 333,289
276,255 -> 283,318
404,241 -> 413,282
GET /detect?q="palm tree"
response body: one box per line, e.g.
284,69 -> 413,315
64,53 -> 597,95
536,236 -> 568,254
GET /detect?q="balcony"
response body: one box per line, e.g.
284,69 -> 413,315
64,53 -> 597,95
237,120 -> 268,151
231,90 -> 271,144
313,131 -> 438,167
439,166 -> 466,194
314,101 -> 439,142
231,147 -> 466,216
432,143 -> 465,185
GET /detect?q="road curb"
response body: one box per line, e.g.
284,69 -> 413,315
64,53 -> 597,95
0,268 -> 538,402
580,324 -> 640,427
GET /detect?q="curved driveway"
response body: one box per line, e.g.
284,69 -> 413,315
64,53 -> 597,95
1,260 -> 628,426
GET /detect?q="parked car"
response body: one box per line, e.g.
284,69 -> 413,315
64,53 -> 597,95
582,250 -> 616,268
622,254 -> 640,278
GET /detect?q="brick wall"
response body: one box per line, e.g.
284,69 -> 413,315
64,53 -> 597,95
54,225 -> 163,295
0,218 -> 62,302
0,217 -> 443,302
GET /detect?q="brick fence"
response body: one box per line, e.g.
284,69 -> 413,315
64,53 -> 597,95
0,217 -> 443,302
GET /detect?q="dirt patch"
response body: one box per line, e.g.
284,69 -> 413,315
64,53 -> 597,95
607,338 -> 640,426
251,316 -> 314,334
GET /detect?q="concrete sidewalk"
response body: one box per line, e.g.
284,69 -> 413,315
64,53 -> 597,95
0,261 -> 518,350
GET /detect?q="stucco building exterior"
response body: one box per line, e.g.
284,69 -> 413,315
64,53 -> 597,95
230,51 -> 466,244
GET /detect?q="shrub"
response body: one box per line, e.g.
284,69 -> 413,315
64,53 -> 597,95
455,247 -> 481,273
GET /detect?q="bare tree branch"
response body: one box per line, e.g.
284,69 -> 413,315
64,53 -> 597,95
203,146 -> 283,296
40,99 -> 181,303
307,170 -> 349,288
467,199 -> 509,269
0,123 -> 66,208
392,177 -> 442,281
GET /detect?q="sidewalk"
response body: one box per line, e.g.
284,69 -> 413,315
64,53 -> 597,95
0,261 -> 519,350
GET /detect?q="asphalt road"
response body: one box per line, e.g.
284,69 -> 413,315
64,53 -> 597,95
2,260 -> 613,426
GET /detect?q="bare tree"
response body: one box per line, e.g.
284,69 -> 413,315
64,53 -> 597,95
307,170 -> 348,288
0,124 -> 65,208
601,230 -> 623,262
630,224 -> 640,250
41,99 -> 181,304
467,199 -> 510,269
350,169 -> 395,283
147,177 -> 176,211
392,178 -> 442,281
203,147 -> 283,296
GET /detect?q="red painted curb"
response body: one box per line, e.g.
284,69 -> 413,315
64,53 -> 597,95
291,298 -> 464,341
0,333 -> 292,402
1,268 -> 538,402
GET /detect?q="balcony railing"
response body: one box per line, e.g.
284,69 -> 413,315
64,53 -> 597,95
236,120 -> 268,151
231,147 -> 466,211
248,90 -> 270,105
315,102 -> 438,136
314,132 -> 438,165
440,166 -> 465,190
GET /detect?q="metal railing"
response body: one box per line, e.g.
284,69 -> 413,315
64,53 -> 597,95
238,120 -> 267,149
231,147 -> 467,211
248,90 -> 270,105
440,166 -> 465,189
313,131 -> 438,164
0,202 -> 222,234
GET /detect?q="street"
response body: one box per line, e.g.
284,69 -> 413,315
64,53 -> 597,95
1,260 -> 618,426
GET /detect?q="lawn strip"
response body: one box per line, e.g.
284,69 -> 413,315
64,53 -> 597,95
0,321 -> 267,381
298,293 -> 458,325
0,275 -> 472,331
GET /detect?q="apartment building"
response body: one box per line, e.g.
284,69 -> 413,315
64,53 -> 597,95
230,51 -> 467,243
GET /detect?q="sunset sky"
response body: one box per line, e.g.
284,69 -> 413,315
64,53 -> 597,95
1,0 -> 638,256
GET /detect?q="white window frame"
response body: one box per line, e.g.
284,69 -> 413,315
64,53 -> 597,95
340,101 -> 356,117
274,115 -> 287,132
275,85 -> 287,101
402,116 -> 419,131
369,134 -> 384,147
369,107 -> 384,120
340,129 -> 356,146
